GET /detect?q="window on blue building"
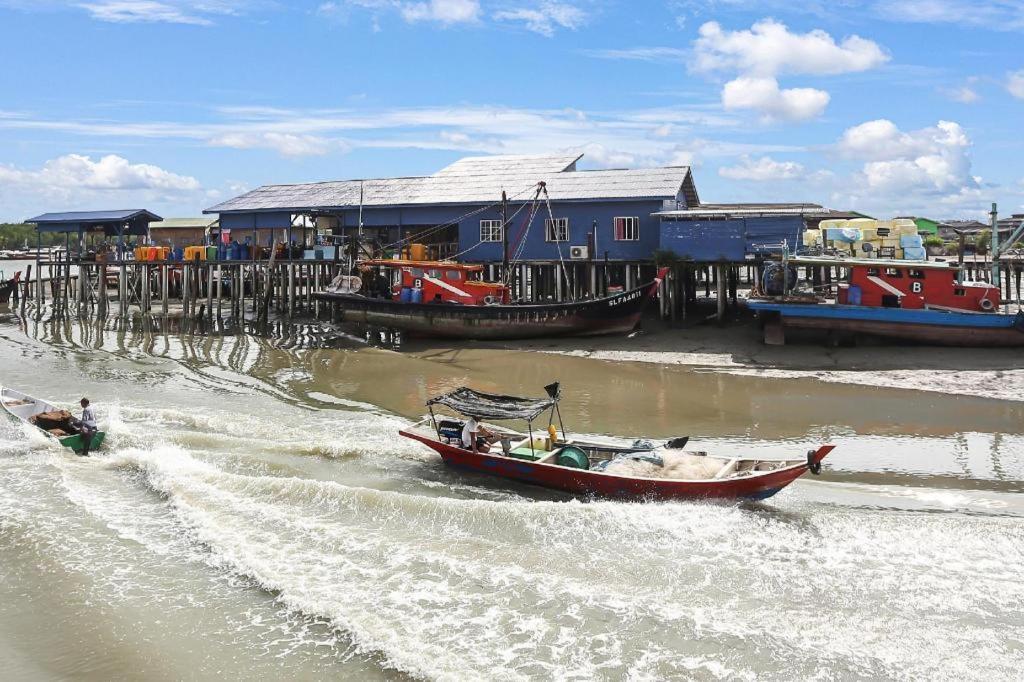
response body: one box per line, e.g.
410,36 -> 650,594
614,217 -> 640,241
480,219 -> 503,242
545,217 -> 569,242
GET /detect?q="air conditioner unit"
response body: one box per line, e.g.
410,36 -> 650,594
569,245 -> 589,260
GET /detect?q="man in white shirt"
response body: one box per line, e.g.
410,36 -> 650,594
461,416 -> 494,453
77,397 -> 98,457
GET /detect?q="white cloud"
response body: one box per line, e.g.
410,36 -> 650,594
719,155 -> 804,180
693,18 -> 889,78
401,0 -> 480,24
326,0 -> 480,25
836,119 -> 979,203
876,0 -> 1024,32
721,76 -> 830,122
582,47 -> 688,63
208,132 -> 343,156
493,2 -> 586,37
1008,70 -> 1024,99
691,18 -> 887,123
0,104 -> 748,166
75,1 -> 240,25
944,85 -> 980,103
0,154 -> 200,191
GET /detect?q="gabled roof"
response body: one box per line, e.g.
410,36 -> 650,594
28,209 -> 162,224
433,153 -> 582,177
654,203 -> 834,218
204,154 -> 697,214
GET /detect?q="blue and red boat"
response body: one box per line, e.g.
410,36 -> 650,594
748,257 -> 1024,347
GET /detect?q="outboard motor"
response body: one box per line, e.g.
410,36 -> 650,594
761,262 -> 799,296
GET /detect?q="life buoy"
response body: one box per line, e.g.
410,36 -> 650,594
979,297 -> 995,311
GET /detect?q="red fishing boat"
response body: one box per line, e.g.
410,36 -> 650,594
316,260 -> 668,340
400,384 -> 834,501
749,256 -> 1024,346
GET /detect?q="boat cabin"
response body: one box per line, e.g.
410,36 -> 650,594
361,259 -> 510,305
836,260 -> 1000,313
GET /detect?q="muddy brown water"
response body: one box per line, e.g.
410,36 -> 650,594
0,312 -> 1021,680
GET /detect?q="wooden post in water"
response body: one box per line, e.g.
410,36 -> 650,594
288,262 -> 296,317
182,261 -> 192,317
119,263 -> 128,316
716,263 -> 727,322
206,264 -> 214,320
216,263 -> 223,319
95,263 -> 106,317
161,263 -> 169,315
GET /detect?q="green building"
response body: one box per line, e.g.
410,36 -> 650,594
912,217 -> 939,236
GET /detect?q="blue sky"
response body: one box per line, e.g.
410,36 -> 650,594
1,0 -> 1023,222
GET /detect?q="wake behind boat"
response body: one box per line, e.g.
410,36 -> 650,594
315,260 -> 668,340
1,386 -> 105,454
400,383 -> 833,501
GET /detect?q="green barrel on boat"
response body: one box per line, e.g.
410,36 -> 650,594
556,446 -> 589,470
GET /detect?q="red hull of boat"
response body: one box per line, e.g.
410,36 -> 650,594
401,429 -> 833,501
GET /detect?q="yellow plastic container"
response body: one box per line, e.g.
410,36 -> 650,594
184,246 -> 207,261
409,243 -> 428,261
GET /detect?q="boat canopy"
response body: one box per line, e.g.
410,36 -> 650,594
360,259 -> 484,272
426,384 -> 560,421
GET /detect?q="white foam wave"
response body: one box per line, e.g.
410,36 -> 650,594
95,447 -> 1024,680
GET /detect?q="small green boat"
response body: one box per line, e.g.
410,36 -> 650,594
1,386 -> 105,454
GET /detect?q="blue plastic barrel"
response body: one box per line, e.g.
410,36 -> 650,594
399,287 -> 413,303
848,285 -> 862,306
410,287 -> 423,303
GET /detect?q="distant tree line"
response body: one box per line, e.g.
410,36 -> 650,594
0,223 -> 65,249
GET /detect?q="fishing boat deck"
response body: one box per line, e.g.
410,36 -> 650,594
405,417 -> 806,482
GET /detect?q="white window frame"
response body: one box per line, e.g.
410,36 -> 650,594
613,216 -> 640,241
544,217 -> 569,242
479,219 -> 503,243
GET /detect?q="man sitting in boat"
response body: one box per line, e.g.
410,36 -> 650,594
461,416 -> 496,453
73,398 -> 98,457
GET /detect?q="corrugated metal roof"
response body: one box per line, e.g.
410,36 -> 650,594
433,153 -> 582,177
28,209 -> 162,224
655,203 -> 832,218
149,217 -> 218,229
205,164 -> 695,214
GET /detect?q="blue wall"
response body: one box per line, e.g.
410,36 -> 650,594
659,215 -> 805,262
328,199 -> 669,262
457,199 -> 666,262
215,197 -> 682,262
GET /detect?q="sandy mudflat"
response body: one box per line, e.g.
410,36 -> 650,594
458,317 -> 1024,402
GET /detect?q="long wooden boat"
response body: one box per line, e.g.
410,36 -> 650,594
1,387 -> 105,454
749,256 -> 1024,347
748,299 -> 1024,347
315,261 -> 667,340
400,384 -> 833,501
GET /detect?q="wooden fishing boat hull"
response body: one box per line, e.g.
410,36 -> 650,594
749,300 -> 1024,347
315,275 -> 663,340
1,387 -> 106,454
401,428 -> 833,501
0,277 -> 17,304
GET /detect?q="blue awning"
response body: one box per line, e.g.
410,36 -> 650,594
27,209 -> 161,236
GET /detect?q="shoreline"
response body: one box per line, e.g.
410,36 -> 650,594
408,316 -> 1024,403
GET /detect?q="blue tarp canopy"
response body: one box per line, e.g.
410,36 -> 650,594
27,209 -> 161,236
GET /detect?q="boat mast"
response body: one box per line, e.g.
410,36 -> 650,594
991,202 -> 1000,290
501,190 -> 509,281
